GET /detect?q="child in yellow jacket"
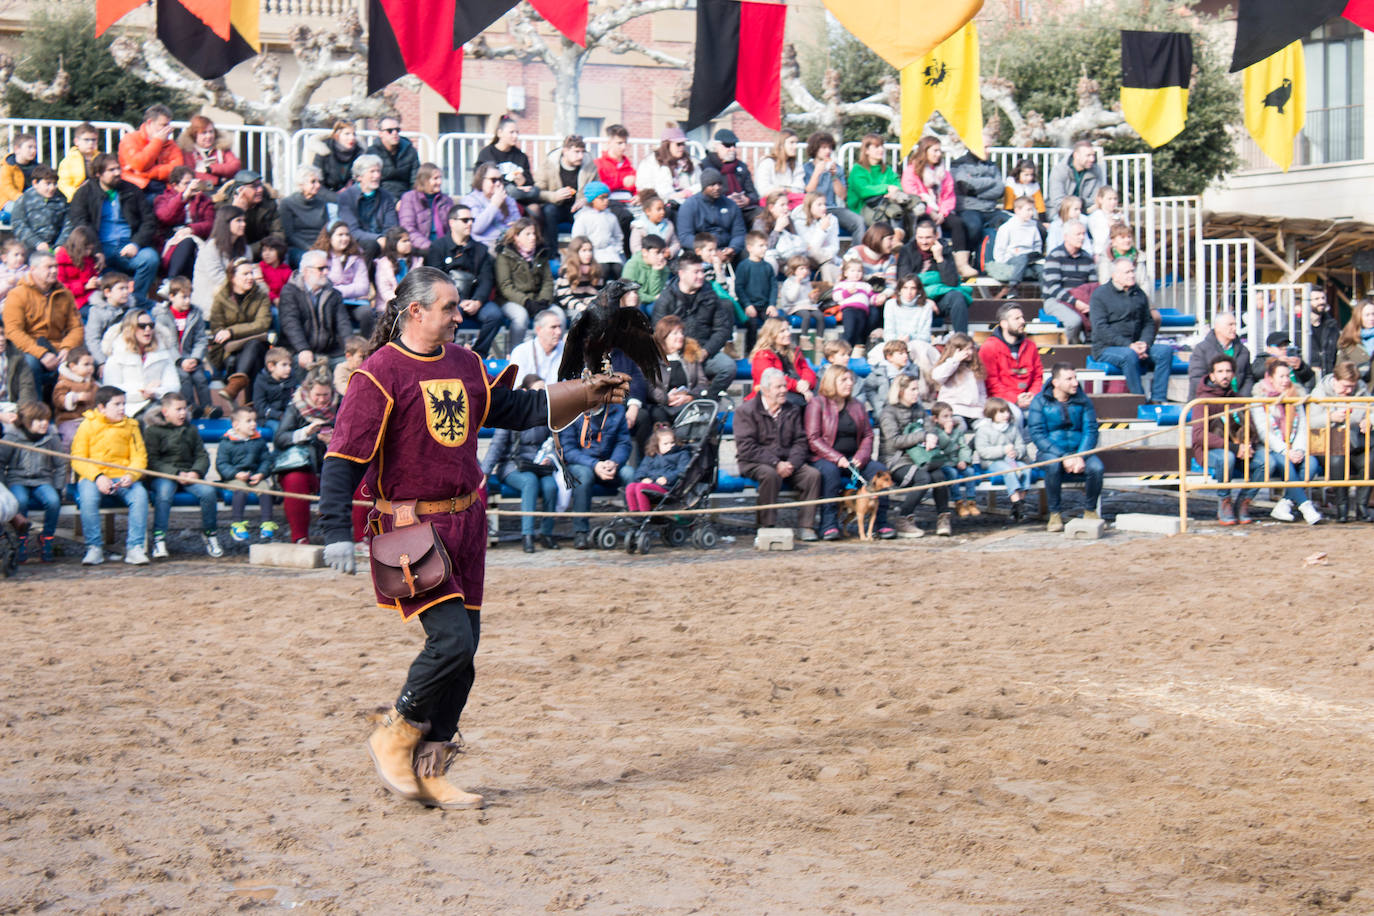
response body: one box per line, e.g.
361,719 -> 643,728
71,385 -> 151,566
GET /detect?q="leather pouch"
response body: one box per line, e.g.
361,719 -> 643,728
369,500 -> 452,600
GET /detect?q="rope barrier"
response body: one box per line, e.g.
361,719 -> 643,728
0,419 -> 1185,520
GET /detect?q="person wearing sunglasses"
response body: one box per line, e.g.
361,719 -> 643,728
364,116 -> 420,200
423,204 -> 503,357
101,309 -> 179,418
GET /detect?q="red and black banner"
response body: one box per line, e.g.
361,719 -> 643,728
451,0 -> 585,50
156,0 -> 256,81
1229,0 -> 1347,72
685,0 -> 786,131
370,0 -> 465,110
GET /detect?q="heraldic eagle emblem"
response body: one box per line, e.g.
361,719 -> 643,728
420,380 -> 470,446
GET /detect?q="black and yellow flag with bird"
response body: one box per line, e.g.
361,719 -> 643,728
1120,31 -> 1192,149
1243,41 -> 1305,171
900,22 -> 983,158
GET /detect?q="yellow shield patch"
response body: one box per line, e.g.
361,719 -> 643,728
419,379 -> 470,447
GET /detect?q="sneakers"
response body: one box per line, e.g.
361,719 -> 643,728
877,526 -> 897,540
1270,498 -> 1296,522
40,536 -> 54,563
82,545 -> 105,566
152,537 -> 169,559
1218,497 -> 1237,526
14,537 -> 26,564
203,533 -> 224,558
258,520 -> 279,541
1237,498 -> 1254,525
892,516 -> 924,538
935,512 -> 953,537
1046,512 -> 1065,532
820,527 -> 841,541
796,528 -> 819,542
1298,500 -> 1323,525
124,545 -> 149,565
230,521 -> 252,543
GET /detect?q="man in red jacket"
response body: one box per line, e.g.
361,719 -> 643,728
978,302 -> 1043,424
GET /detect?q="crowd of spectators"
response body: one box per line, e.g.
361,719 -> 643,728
1,108 -> 1370,567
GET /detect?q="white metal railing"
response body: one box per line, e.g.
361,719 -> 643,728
1252,283 -> 1312,362
172,120 -> 291,191
0,118 -> 133,167
1151,195 -> 1203,317
1201,237 -> 1257,352
430,132 -> 705,196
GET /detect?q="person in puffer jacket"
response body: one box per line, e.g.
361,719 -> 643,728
973,397 -> 1031,518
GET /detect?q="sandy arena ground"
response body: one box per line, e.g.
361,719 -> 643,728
3,523 -> 1373,913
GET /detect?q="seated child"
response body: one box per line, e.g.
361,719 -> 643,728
51,346 -> 99,446
153,276 -> 216,418
622,234 -> 669,308
252,346 -> 299,424
0,238 -> 29,302
55,225 -> 102,316
258,235 -> 292,304
71,385 -> 150,566
903,400 -> 977,518
334,335 -> 368,396
625,422 -> 691,512
987,196 -> 1044,289
629,190 -> 681,258
569,181 -> 624,279
0,401 -> 65,563
973,396 -> 1031,520
142,392 -> 222,559
831,257 -> 877,348
216,405 -> 278,542
779,255 -> 821,337
1003,159 -> 1045,216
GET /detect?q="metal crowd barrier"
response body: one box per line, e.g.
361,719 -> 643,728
1177,395 -> 1374,532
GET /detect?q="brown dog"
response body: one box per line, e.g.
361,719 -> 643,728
839,470 -> 894,540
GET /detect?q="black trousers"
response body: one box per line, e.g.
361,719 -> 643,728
395,598 -> 481,742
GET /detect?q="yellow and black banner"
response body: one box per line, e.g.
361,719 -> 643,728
901,22 -> 983,159
1120,30 -> 1192,149
1243,40 -> 1305,172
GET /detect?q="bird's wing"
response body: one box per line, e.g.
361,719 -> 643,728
558,313 -> 590,381
613,306 -> 665,386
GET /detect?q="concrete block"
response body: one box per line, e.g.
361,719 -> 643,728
1064,517 -> 1106,540
754,527 -> 795,551
250,543 -> 324,569
1112,513 -> 1182,536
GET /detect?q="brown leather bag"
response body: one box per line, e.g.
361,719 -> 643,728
369,500 -> 452,600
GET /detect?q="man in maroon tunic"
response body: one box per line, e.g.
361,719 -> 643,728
319,266 -> 626,809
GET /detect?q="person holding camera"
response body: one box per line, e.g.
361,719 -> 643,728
1250,331 -> 1315,392
423,204 -> 504,357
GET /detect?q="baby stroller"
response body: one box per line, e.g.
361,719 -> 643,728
587,397 -> 729,554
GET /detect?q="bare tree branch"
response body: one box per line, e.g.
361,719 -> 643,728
599,29 -> 687,68
587,0 -> 689,39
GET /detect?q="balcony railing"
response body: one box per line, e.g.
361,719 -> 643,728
261,0 -> 360,16
1237,104 -> 1365,172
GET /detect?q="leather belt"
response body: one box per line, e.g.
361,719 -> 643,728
375,492 -> 481,516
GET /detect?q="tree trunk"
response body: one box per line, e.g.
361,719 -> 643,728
550,41 -> 585,138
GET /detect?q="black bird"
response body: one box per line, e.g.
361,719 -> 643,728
558,279 -> 663,387
1262,78 -> 1293,114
